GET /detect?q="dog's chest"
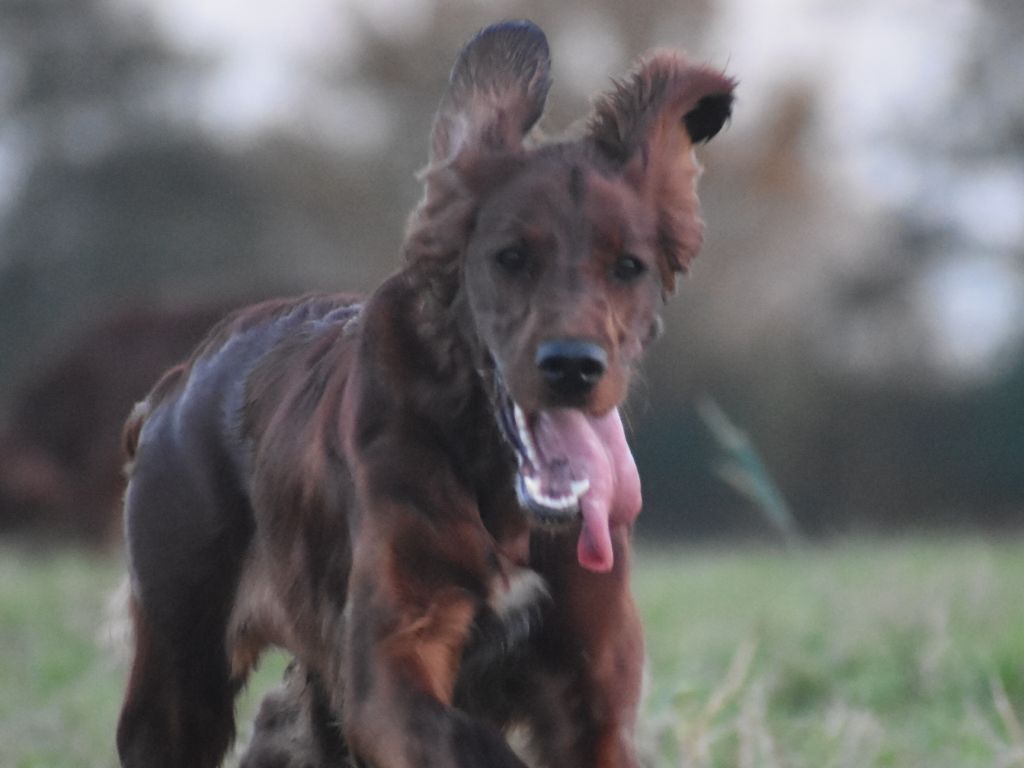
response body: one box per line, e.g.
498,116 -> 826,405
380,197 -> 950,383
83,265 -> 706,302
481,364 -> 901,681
454,566 -> 550,721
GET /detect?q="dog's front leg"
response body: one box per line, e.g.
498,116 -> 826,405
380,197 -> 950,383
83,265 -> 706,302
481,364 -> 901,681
340,485 -> 527,768
532,527 -> 645,768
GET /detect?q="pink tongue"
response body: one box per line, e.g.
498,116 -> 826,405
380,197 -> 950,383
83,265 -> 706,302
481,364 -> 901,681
532,408 -> 642,572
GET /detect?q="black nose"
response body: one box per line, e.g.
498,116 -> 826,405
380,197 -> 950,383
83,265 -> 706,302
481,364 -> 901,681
535,339 -> 608,398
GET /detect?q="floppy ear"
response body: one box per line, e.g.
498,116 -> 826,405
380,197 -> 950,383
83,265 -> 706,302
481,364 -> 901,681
429,20 -> 552,167
587,54 -> 735,294
404,22 -> 551,301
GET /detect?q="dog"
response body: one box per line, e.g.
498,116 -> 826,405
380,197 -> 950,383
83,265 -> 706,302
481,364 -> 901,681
115,20 -> 734,768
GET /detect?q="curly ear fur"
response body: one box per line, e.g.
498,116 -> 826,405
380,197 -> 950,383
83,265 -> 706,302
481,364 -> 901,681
587,54 -> 736,294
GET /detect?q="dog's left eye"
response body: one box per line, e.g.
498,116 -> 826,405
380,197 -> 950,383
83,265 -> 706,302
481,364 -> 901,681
612,254 -> 647,282
495,246 -> 529,274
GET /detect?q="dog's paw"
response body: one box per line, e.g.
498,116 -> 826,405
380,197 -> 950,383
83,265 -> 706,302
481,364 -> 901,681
239,662 -> 349,768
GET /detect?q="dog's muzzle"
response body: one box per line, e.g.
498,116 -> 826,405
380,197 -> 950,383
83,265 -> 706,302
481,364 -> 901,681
494,383 -> 642,573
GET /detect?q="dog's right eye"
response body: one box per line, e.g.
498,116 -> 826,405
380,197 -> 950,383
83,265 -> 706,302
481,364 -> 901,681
612,253 -> 647,283
495,246 -> 528,274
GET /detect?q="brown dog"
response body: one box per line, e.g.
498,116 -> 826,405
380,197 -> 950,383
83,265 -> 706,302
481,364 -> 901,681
116,20 -> 733,768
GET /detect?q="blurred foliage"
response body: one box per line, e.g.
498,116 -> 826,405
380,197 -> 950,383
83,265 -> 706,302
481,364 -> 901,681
0,0 -> 1021,538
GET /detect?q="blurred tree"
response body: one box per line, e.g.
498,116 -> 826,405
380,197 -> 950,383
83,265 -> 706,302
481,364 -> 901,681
640,0 -> 1024,534
1,0 -> 1020,539
0,0 -> 187,400
0,0 -> 388,404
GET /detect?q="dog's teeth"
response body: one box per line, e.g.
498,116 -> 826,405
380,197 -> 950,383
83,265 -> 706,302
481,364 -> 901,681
513,404 -> 540,468
514,404 -> 528,435
536,492 -> 576,510
523,475 -> 581,512
523,474 -> 543,501
570,478 -> 590,498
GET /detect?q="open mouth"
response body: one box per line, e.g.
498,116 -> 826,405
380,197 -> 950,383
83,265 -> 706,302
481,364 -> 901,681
512,403 -> 592,522
496,389 -> 643,573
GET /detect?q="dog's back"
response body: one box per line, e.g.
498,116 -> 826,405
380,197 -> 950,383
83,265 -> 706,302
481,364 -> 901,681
117,295 -> 361,767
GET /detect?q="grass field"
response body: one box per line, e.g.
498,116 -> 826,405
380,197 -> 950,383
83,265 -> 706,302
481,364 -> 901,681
1,536 -> 1023,767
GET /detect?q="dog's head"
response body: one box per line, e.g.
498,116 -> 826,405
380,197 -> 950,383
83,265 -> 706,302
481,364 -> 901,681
405,21 -> 734,571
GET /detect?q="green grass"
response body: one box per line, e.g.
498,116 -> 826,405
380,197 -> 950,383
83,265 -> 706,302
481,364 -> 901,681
2,537 -> 1023,767
0,547 -> 286,768
635,538 -> 1024,767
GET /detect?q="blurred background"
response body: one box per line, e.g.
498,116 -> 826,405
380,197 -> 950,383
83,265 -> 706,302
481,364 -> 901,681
1,0 -> 1022,545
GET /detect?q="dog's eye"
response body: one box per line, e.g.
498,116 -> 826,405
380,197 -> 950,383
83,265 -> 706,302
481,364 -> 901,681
495,246 -> 528,274
613,254 -> 647,282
